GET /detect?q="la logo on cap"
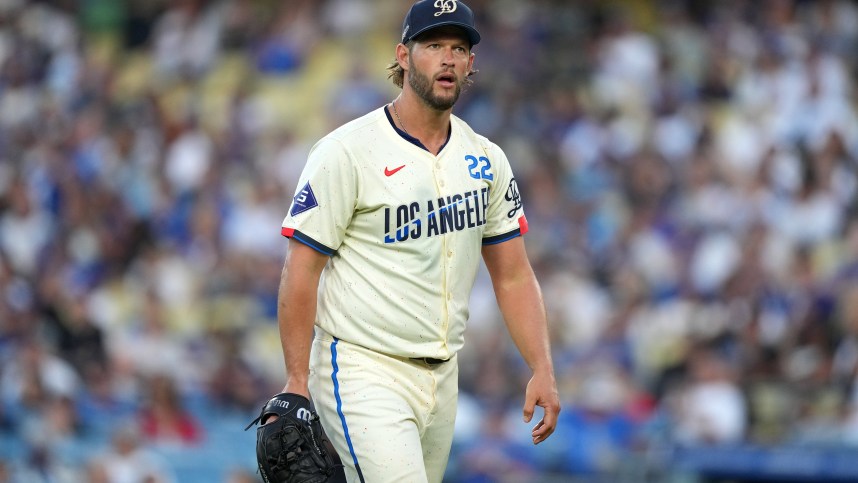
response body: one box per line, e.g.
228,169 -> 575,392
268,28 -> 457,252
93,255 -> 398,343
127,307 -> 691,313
401,0 -> 480,46
434,0 -> 458,15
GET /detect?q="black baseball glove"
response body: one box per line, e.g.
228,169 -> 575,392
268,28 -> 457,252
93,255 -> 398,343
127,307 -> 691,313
245,393 -> 339,483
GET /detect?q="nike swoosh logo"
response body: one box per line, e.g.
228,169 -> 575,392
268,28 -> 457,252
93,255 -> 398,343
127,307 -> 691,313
384,165 -> 406,176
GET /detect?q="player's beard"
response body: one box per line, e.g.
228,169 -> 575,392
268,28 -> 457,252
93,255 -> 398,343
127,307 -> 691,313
408,58 -> 462,111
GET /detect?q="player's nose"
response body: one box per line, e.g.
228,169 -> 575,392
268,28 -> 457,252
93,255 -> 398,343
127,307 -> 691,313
440,47 -> 457,65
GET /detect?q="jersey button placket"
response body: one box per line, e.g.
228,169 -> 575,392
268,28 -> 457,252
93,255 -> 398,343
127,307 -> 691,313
432,155 -> 450,350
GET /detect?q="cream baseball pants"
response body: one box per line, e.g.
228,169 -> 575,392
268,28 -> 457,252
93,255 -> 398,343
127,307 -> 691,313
309,329 -> 458,483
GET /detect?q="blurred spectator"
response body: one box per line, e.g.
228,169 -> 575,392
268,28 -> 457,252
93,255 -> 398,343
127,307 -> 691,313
76,364 -> 138,436
163,113 -> 215,196
252,0 -> 320,75
88,423 -> 176,483
137,373 -> 203,447
151,0 -> 225,81
207,328 -> 268,412
13,441 -> 80,483
0,337 -> 81,426
673,348 -> 747,445
108,291 -> 200,389
0,178 -> 52,276
545,362 -> 645,476
765,147 -> 844,245
221,176 -> 283,258
9,394 -> 85,481
40,294 -> 108,378
452,402 -> 538,483
326,61 -> 389,128
592,8 -> 660,114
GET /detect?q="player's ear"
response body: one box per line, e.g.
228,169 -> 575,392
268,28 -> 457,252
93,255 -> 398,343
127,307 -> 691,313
395,42 -> 410,71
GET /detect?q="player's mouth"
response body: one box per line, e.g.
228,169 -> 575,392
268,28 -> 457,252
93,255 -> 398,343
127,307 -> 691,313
435,72 -> 457,88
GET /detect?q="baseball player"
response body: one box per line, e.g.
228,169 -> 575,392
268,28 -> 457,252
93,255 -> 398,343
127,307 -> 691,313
275,1 -> 560,481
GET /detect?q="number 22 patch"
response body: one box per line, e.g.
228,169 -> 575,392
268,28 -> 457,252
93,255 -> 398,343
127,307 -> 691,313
466,155 -> 494,180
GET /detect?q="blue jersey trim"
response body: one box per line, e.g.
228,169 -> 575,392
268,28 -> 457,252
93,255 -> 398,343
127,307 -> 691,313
289,229 -> 337,256
331,338 -> 365,482
482,228 -> 522,245
384,105 -> 451,153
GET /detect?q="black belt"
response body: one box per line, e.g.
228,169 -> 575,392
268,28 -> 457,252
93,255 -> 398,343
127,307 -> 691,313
410,357 -> 450,366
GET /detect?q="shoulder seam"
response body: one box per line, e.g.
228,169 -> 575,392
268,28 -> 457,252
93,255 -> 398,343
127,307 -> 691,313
327,107 -> 386,141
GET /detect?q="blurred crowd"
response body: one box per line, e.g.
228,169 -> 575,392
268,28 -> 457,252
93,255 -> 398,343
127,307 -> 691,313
1,0 -> 857,481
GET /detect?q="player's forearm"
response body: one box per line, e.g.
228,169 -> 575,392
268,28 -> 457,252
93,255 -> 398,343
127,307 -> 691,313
482,239 -> 555,375
278,283 -> 316,394
277,240 -> 328,395
495,275 -> 554,375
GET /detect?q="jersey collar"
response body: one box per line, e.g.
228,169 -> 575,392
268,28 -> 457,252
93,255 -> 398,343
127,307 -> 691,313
384,104 -> 451,154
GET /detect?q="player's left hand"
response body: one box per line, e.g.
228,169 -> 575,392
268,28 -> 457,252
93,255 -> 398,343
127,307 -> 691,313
522,369 -> 560,445
245,393 -> 340,483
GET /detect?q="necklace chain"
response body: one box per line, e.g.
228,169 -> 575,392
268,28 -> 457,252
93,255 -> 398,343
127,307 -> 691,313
392,100 -> 408,135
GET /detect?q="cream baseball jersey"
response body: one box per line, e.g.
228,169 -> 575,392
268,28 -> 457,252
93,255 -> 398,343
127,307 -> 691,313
281,106 -> 527,360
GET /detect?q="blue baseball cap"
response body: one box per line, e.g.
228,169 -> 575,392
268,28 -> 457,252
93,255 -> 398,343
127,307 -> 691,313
401,0 -> 481,47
